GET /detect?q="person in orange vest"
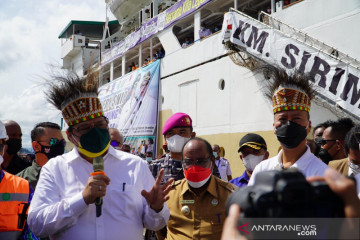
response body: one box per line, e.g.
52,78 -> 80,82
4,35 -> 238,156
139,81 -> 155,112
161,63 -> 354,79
0,120 -> 38,240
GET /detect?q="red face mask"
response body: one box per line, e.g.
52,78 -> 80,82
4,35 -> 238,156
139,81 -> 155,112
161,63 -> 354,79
184,165 -> 212,188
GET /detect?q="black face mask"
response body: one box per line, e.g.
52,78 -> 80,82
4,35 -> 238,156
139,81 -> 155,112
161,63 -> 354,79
36,140 -> 66,160
275,121 -> 307,149
6,138 -> 22,154
318,148 -> 333,165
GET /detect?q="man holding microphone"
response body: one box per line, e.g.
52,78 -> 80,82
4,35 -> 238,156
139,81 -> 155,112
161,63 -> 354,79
28,72 -> 172,240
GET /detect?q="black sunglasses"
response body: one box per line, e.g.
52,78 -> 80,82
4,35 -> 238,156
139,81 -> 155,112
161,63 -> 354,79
316,138 -> 339,147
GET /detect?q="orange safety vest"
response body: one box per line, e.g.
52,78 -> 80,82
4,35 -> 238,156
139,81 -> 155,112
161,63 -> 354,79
0,171 -> 30,235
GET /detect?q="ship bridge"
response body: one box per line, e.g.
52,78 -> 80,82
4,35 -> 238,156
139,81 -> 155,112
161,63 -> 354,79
58,20 -> 120,76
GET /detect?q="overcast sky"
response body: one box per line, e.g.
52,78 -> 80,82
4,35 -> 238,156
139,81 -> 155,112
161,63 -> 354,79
0,0 -> 114,148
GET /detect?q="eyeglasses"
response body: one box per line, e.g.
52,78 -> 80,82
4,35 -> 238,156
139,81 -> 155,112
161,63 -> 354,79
182,158 -> 212,169
316,138 -> 338,147
38,139 -> 66,147
165,128 -> 191,138
72,117 -> 108,135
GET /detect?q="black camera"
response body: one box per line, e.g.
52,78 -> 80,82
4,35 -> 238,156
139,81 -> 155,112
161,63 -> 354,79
226,169 -> 345,218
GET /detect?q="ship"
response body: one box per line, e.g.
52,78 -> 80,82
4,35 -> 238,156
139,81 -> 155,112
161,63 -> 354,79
57,0 -> 360,177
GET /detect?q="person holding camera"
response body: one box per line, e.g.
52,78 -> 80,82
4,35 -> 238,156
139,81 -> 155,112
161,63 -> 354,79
221,168 -> 360,240
249,66 -> 328,185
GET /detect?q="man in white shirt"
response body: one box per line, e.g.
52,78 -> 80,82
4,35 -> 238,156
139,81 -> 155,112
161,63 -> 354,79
28,73 -> 172,240
212,144 -> 232,181
249,66 -> 328,185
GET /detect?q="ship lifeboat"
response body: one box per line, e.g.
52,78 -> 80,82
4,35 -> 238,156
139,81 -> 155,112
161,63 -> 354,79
106,0 -> 153,25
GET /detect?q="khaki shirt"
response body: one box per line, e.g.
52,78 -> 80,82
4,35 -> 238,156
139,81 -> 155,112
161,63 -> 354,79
162,175 -> 237,240
328,158 -> 348,176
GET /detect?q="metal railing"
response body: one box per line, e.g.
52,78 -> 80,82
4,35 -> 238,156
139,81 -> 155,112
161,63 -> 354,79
260,11 -> 360,70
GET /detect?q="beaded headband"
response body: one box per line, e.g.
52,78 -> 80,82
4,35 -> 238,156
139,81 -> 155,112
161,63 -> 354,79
272,88 -> 311,114
61,96 -> 104,126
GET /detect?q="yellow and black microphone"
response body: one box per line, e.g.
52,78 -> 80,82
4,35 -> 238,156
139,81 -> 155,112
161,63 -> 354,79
93,156 -> 104,217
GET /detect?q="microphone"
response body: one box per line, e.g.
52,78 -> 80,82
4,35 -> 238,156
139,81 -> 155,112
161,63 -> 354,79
93,156 -> 104,217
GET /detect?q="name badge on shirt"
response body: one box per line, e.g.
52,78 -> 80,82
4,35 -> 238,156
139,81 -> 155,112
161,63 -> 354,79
180,200 -> 195,205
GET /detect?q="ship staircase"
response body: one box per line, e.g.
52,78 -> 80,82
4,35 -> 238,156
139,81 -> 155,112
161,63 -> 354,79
225,8 -> 360,122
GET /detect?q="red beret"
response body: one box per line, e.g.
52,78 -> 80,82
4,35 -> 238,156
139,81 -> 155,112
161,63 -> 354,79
162,112 -> 192,135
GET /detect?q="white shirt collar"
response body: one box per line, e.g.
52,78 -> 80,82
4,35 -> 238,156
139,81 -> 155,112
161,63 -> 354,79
276,145 -> 313,170
347,159 -> 356,176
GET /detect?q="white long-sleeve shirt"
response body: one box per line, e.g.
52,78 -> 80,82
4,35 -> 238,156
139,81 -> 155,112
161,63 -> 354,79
248,146 -> 329,186
28,146 -> 169,240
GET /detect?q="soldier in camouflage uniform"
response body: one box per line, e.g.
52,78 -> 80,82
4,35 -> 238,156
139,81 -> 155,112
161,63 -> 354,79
150,113 -> 196,184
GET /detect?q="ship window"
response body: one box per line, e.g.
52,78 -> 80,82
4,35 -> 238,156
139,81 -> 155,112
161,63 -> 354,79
199,10 -> 224,40
172,14 -> 195,48
219,79 -> 225,90
124,37 -> 165,73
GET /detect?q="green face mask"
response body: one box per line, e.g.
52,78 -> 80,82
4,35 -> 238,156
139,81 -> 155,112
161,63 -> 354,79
77,127 -> 110,157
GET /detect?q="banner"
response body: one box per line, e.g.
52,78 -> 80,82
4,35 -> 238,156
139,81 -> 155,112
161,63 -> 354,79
221,11 -> 360,117
101,29 -> 142,66
98,60 -> 160,157
101,0 -> 212,65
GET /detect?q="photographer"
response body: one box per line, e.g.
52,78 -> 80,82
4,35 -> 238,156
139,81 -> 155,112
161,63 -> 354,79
221,168 -> 360,240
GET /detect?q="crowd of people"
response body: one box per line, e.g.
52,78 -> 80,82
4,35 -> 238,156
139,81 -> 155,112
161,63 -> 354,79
128,49 -> 165,73
181,23 -> 221,48
1,65 -> 360,240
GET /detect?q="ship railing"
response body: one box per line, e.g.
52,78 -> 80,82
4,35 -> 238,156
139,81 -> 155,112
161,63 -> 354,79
102,33 -> 121,52
259,11 -> 360,70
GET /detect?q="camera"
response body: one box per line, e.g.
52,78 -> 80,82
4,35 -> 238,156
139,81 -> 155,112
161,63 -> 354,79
226,169 -> 345,218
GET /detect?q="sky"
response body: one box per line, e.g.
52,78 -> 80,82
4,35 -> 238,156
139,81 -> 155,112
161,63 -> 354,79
0,0 -> 114,148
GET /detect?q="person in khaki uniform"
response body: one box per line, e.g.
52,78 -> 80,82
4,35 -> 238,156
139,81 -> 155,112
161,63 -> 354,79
329,159 -> 349,175
158,137 -> 237,240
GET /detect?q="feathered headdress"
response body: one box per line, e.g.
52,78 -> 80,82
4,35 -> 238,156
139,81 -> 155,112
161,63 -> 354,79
257,65 -> 315,114
46,71 -> 104,126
